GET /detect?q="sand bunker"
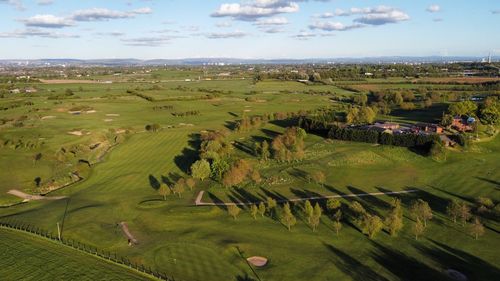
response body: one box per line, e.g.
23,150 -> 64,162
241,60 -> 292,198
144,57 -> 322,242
104,119 -> 114,122
445,269 -> 468,281
119,222 -> 138,245
244,109 -> 252,112
7,189 -> 67,201
68,130 -> 83,136
106,114 -> 120,117
41,116 -> 56,120
86,110 -> 97,114
247,256 -> 268,267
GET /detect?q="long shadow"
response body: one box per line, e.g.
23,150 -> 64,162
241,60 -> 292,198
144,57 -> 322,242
148,174 -> 160,190
429,185 -> 475,204
232,187 -> 262,204
233,141 -> 255,156
475,177 -> 500,189
174,147 -> 198,173
324,243 -> 389,281
415,239 -> 500,281
250,135 -> 272,144
348,186 -> 390,215
224,121 -> 237,131
260,128 -> 280,139
370,241 -> 447,281
207,192 -> 227,211
404,186 -> 450,216
258,187 -> 289,202
269,118 -> 298,128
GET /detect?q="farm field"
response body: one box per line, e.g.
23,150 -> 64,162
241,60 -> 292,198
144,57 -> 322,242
0,228 -> 151,281
0,73 -> 499,281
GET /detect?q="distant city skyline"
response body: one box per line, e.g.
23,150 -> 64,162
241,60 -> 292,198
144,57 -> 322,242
0,0 -> 499,59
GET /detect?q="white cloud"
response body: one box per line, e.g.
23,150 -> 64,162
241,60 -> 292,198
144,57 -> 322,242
216,21 -> 233,28
0,0 -> 24,10
309,21 -> 362,31
353,9 -> 410,25
23,14 -> 74,28
426,5 -> 440,13
71,7 -> 152,22
0,28 -> 79,38
211,1 -> 299,21
254,17 -> 289,26
205,31 -> 248,39
122,35 -> 177,47
36,0 -> 53,5
291,31 -> 316,40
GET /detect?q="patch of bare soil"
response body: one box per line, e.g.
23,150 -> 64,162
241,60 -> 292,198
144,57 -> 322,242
7,189 -> 67,201
119,222 -> 138,245
41,116 -> 56,120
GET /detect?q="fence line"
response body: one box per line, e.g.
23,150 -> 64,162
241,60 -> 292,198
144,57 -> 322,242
0,220 -> 175,281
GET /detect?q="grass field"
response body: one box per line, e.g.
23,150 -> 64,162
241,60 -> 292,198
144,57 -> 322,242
0,75 -> 499,280
0,228 -> 151,280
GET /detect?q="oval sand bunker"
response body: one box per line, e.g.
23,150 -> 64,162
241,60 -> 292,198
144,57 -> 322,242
247,256 -> 268,267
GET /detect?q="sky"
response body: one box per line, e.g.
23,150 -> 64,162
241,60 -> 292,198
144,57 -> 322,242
0,0 -> 498,59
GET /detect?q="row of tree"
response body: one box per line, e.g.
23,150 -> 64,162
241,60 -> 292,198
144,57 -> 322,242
225,197 -> 487,240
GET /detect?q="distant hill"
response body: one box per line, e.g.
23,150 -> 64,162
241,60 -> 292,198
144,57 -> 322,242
0,56 -> 497,67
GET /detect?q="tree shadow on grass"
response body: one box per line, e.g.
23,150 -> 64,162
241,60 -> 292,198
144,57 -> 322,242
415,239 -> 500,281
174,133 -> 201,173
370,241 -> 447,281
231,187 -> 262,204
174,147 -> 198,173
260,128 -> 280,139
324,243 -> 389,281
347,186 -> 389,217
148,174 -> 160,190
207,192 -> 227,211
475,177 -> 500,190
233,141 -> 255,156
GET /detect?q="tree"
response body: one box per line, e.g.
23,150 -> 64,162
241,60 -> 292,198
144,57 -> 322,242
350,201 -> 367,224
304,200 -> 314,224
191,159 -> 211,181
228,205 -> 241,220
326,198 -> 341,215
158,183 -> 171,201
260,140 -> 271,161
210,158 -> 229,181
410,199 -> 433,227
362,214 -> 383,239
250,169 -> 262,185
173,178 -> 185,198
250,204 -> 258,220
394,92 -> 404,105
458,202 -> 472,226
310,203 -> 323,232
185,178 -> 195,191
310,171 -> 326,186
333,221 -> 342,236
258,202 -> 266,217
385,209 -> 404,237
333,209 -> 342,223
281,203 -> 297,231
412,218 -> 425,240
267,197 -> 277,216
446,199 -> 461,224
468,217 -> 485,240
448,101 -> 478,116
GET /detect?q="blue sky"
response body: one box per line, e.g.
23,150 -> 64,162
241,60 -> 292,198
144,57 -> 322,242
0,0 -> 498,59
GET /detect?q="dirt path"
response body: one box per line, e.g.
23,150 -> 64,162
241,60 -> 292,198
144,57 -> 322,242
194,190 -> 418,206
119,222 -> 138,245
7,190 -> 67,201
